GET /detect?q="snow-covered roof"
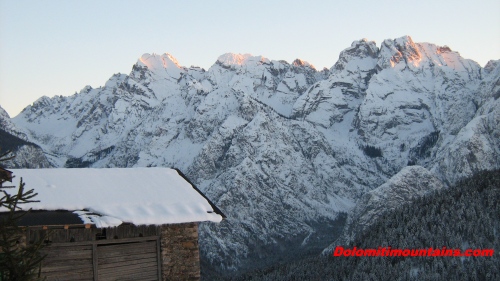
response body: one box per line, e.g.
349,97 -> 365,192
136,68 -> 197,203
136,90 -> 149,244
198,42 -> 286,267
2,168 -> 224,227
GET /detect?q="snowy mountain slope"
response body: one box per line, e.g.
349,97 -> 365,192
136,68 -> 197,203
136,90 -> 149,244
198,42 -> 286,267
0,105 -> 51,168
431,60 -> 500,184
294,37 -> 485,177
319,56 -> 499,258
322,165 -> 445,255
0,105 -> 29,140
358,38 -> 482,172
7,36 -> 500,275
208,54 -> 326,117
191,109 -> 364,271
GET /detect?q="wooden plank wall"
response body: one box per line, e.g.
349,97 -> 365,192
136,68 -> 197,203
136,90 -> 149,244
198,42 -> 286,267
39,237 -> 160,281
40,243 -> 94,281
97,240 -> 158,281
25,223 -> 201,280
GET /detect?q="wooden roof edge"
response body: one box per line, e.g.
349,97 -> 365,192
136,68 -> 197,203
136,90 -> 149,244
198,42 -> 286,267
173,168 -> 227,219
23,223 -> 96,230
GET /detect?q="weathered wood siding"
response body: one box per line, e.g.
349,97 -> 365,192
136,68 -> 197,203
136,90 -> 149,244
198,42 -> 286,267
97,239 -> 159,281
40,243 -> 93,280
26,223 -> 201,281
40,237 -> 160,281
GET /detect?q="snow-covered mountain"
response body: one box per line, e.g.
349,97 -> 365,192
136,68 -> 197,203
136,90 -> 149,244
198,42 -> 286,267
4,36 -> 499,275
322,165 -> 445,255
0,105 -> 51,168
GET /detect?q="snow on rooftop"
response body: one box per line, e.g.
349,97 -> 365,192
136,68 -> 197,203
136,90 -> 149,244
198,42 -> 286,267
2,168 -> 223,227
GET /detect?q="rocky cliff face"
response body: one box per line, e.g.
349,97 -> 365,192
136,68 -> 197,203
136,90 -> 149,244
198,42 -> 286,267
0,106 -> 52,168
5,36 -> 499,275
430,59 -> 500,184
322,165 -> 445,255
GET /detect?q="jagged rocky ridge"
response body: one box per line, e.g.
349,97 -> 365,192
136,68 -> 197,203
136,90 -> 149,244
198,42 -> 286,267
3,36 -> 500,276
0,106 -> 51,168
322,165 -> 445,255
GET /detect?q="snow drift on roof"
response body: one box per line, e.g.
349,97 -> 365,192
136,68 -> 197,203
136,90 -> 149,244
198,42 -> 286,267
3,168 -> 223,226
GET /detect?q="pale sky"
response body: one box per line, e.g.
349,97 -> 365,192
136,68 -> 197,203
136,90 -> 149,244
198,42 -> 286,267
1,0 -> 499,117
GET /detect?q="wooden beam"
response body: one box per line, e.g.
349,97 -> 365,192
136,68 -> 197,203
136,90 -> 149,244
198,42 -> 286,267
92,243 -> 98,281
45,236 -> 159,248
157,236 -> 162,281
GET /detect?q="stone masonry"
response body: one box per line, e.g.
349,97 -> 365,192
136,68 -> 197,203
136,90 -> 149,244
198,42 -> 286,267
160,222 -> 201,280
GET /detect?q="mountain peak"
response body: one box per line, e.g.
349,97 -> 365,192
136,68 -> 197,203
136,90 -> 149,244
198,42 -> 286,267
332,38 -> 378,72
217,53 -> 252,65
292,58 -> 315,69
0,105 -> 11,119
483,59 -> 500,73
378,35 -> 421,68
216,53 -> 270,67
78,85 -> 93,94
393,35 -> 415,46
137,53 -> 183,79
138,53 -> 181,68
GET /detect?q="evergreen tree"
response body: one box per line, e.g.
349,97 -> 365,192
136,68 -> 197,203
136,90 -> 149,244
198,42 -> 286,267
0,149 -> 45,281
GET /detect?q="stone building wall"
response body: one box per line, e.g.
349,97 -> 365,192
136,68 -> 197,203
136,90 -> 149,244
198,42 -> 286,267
160,222 -> 200,281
